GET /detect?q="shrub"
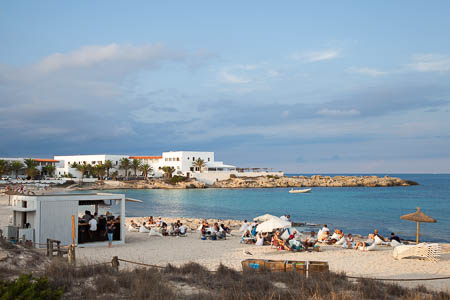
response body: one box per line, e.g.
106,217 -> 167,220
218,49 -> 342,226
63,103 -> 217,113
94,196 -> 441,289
168,175 -> 187,184
0,274 -> 63,300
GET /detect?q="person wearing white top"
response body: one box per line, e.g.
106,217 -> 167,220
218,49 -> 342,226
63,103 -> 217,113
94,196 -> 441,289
239,220 -> 249,232
179,224 -> 187,235
280,215 -> 288,221
88,218 -> 97,241
139,222 -> 150,233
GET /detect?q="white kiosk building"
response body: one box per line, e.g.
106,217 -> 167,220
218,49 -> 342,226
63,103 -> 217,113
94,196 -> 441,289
9,193 -> 126,248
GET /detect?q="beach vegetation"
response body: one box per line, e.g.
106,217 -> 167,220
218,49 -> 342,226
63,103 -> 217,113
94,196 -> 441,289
0,160 -> 10,177
168,175 -> 187,184
42,165 -> 56,177
104,160 -> 113,178
267,174 -> 280,179
70,162 -> 91,181
92,164 -> 106,179
139,163 -> 153,179
24,158 -> 39,179
161,166 -> 176,179
111,170 -> 119,180
0,274 -> 63,300
132,159 -> 141,177
192,158 -> 205,172
9,161 -> 24,178
119,158 -> 131,180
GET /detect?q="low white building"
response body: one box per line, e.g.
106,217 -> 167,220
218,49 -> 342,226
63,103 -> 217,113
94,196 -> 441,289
54,154 -> 129,178
0,157 -> 60,179
9,193 -> 126,247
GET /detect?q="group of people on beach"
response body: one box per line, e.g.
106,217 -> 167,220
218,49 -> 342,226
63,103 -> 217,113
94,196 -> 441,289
129,216 -> 188,236
79,210 -> 117,247
199,220 -> 231,240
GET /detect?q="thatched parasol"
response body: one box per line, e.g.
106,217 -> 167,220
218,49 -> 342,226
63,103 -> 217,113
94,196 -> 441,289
400,207 -> 436,244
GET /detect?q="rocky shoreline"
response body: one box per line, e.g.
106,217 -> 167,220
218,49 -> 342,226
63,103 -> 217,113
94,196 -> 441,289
67,175 -> 418,190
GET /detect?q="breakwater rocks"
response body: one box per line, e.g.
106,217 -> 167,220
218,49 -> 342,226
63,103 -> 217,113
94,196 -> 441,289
212,175 -> 418,188
71,175 -> 418,191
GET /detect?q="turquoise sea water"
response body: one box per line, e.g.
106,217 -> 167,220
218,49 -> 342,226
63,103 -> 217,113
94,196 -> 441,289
94,174 -> 450,243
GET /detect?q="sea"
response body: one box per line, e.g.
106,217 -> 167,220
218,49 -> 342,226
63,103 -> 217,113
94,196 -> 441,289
89,174 -> 450,243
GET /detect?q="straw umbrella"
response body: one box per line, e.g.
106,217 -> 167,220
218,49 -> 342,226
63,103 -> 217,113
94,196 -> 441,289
400,207 -> 436,244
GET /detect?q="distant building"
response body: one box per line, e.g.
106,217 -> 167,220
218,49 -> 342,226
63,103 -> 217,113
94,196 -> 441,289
54,154 -> 129,178
0,157 -> 60,179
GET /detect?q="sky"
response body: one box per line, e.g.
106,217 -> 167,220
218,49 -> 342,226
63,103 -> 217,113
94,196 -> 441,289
1,1 -> 450,173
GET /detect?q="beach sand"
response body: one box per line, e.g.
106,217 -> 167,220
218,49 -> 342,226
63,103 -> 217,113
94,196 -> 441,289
0,197 -> 449,292
75,224 -> 450,292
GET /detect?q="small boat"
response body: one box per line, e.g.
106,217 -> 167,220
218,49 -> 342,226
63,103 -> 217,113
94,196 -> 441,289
289,188 -> 311,194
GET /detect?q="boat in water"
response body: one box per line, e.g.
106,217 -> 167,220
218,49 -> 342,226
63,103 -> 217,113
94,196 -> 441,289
289,188 -> 312,194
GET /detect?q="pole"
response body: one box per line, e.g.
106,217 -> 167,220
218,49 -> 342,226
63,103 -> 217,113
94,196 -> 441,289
416,222 -> 420,244
71,215 -> 76,246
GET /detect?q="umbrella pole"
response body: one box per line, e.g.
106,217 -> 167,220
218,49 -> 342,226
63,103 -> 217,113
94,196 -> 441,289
416,221 -> 420,244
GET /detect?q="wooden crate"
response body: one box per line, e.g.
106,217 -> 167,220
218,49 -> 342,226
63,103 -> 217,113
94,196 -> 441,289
242,259 -> 265,272
308,261 -> 329,273
265,260 -> 286,272
285,261 -> 307,274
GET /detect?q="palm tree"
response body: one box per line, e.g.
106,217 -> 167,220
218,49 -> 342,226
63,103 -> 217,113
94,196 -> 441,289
0,160 -> 10,178
24,158 -> 38,179
43,165 -> 56,177
139,164 -> 153,179
94,164 -> 106,179
111,170 -> 119,180
132,159 -> 141,177
10,161 -> 24,178
71,162 -> 91,182
104,160 -> 113,178
192,158 -> 205,173
119,158 -> 131,180
161,166 -> 175,179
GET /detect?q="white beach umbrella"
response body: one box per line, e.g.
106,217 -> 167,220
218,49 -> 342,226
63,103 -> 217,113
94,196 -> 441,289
256,217 -> 291,233
253,213 -> 277,222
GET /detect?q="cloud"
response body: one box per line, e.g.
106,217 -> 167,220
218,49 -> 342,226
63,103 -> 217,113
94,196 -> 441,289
409,54 -> 450,72
219,71 -> 250,84
317,108 -> 360,117
34,43 -> 182,73
291,50 -> 339,62
347,67 -> 387,77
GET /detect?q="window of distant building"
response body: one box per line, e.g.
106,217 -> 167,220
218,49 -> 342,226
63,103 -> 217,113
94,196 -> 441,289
177,158 -> 180,161
193,157 -> 195,161
208,158 -> 210,162
165,158 -> 168,161
187,157 -> 189,160
92,161 -> 95,164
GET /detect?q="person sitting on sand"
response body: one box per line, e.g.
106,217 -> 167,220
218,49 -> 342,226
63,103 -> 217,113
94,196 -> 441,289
178,223 -> 187,235
130,220 -> 139,229
273,231 -> 291,251
139,222 -> 150,233
255,232 -> 264,246
302,231 -> 317,250
355,234 -> 375,251
374,229 -> 386,241
342,233 -> 355,249
155,217 -> 163,227
147,216 -> 154,224
327,228 -> 342,244
220,223 -> 231,235
390,232 -> 401,243
239,220 -> 249,232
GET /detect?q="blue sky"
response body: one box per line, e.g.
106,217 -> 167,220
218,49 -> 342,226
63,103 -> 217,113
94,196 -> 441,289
1,1 -> 450,172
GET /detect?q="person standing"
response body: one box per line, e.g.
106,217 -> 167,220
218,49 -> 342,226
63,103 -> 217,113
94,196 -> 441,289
105,219 -> 116,248
88,217 -> 97,241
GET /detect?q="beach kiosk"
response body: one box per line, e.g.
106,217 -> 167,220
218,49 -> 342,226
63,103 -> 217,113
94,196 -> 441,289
9,193 -> 127,248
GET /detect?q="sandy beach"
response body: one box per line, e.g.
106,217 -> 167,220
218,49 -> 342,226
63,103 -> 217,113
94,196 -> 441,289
1,195 -> 449,292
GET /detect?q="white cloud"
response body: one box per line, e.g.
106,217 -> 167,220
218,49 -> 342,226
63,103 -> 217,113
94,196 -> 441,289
347,67 -> 387,77
409,54 -> 450,72
219,71 -> 250,84
291,50 -> 339,62
317,108 -> 360,116
34,43 -> 178,73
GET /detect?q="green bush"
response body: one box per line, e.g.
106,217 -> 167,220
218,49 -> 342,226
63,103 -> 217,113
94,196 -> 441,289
168,175 -> 187,184
0,274 -> 63,300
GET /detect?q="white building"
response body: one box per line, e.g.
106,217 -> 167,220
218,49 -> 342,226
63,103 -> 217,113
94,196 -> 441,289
9,193 -> 126,247
0,157 -> 60,179
130,151 -> 236,178
54,154 -> 129,178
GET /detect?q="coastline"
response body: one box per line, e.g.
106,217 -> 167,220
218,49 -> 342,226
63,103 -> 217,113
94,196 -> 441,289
49,175 -> 418,191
